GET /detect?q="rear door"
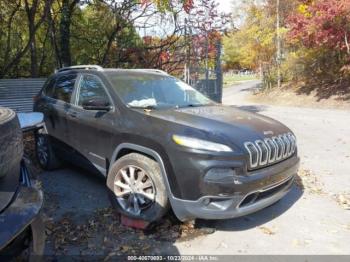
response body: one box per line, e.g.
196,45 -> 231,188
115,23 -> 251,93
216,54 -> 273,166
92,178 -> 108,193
45,73 -> 78,144
67,73 -> 115,175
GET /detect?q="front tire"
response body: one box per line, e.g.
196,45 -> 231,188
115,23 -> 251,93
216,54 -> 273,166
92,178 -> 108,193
107,153 -> 169,222
35,133 -> 62,170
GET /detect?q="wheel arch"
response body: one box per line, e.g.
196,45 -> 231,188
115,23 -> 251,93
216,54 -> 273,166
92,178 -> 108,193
109,143 -> 193,221
109,143 -> 175,198
113,147 -> 156,163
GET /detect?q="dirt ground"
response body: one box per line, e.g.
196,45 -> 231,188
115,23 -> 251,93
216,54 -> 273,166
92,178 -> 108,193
23,82 -> 350,257
248,83 -> 350,110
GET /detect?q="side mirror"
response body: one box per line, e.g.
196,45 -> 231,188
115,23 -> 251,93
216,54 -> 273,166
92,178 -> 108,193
82,97 -> 112,111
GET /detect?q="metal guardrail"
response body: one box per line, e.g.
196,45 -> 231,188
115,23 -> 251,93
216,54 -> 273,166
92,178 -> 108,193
0,79 -> 46,113
0,75 -> 222,112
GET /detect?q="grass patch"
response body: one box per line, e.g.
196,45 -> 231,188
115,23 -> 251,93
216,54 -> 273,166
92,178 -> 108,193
224,74 -> 259,87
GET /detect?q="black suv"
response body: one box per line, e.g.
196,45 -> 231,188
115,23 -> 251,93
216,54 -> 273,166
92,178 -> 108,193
34,65 -> 300,222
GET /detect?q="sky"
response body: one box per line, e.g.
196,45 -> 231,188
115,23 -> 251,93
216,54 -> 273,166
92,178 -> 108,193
217,0 -> 233,13
136,0 -> 235,37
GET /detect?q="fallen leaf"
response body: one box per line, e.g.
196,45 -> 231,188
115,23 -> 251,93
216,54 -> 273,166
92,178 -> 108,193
120,245 -> 131,252
335,193 -> 350,210
296,169 -> 325,194
259,226 -> 276,235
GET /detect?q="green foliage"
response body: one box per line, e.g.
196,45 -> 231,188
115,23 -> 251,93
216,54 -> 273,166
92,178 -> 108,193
223,2 -> 281,88
223,3 -> 280,70
70,2 -> 141,67
224,0 -> 350,94
0,0 -> 225,78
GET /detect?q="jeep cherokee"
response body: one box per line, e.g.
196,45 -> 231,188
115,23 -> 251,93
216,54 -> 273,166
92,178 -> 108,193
33,65 -> 300,222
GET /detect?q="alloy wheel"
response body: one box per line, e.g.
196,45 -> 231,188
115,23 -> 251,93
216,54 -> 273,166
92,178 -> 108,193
36,136 -> 48,166
113,165 -> 156,216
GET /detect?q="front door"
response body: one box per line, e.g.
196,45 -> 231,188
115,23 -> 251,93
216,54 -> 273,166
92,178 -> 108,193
67,73 -> 116,175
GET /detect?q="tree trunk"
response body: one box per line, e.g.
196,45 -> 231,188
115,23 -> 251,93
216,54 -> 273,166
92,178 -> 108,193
59,0 -> 79,67
25,0 -> 39,77
101,29 -> 118,66
29,22 -> 38,76
48,8 -> 62,68
59,0 -> 72,67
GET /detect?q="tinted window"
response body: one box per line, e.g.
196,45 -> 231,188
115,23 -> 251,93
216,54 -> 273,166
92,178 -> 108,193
77,74 -> 109,106
43,77 -> 55,97
106,72 -> 213,109
52,74 -> 77,103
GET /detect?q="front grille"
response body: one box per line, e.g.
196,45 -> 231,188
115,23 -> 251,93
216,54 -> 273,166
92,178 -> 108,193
244,132 -> 297,170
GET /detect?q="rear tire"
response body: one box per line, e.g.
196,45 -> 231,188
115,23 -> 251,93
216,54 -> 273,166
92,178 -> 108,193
107,153 -> 169,222
0,107 -> 23,179
35,133 -> 62,170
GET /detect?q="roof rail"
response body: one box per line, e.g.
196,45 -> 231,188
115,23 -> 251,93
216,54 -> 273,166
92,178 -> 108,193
56,65 -> 103,73
132,69 -> 168,75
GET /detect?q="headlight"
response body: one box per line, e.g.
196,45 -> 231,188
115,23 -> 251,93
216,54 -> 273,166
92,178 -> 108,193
172,135 -> 233,152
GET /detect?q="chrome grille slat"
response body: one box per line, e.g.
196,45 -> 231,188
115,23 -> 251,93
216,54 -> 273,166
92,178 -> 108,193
276,136 -> 285,160
244,142 -> 259,168
285,134 -> 292,156
265,138 -> 276,163
279,135 -> 288,158
255,140 -> 269,166
286,133 -> 293,156
272,137 -> 282,160
288,133 -> 296,155
244,133 -> 297,170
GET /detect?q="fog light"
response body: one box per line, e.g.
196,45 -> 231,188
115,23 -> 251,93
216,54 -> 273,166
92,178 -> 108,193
204,168 -> 236,183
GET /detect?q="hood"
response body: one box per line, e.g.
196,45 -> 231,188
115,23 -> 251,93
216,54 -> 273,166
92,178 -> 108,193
146,105 -> 291,149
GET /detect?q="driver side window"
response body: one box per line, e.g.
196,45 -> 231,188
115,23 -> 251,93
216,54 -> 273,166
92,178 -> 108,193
77,74 -> 110,106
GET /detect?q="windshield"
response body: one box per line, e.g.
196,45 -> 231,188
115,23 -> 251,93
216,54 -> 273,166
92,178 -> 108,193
106,72 -> 214,109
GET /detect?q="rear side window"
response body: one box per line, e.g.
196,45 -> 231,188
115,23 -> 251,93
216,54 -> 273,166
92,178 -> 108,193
52,74 -> 77,103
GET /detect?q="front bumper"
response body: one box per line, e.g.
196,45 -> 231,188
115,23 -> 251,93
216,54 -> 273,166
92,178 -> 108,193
170,156 -> 299,221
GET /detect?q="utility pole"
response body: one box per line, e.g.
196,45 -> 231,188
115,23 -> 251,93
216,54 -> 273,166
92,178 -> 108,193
276,0 -> 281,88
215,40 -> 223,103
184,17 -> 190,84
204,8 -> 209,86
205,33 -> 209,84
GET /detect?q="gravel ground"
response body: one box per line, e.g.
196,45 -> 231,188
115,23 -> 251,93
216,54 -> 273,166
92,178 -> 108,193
24,81 -> 350,257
